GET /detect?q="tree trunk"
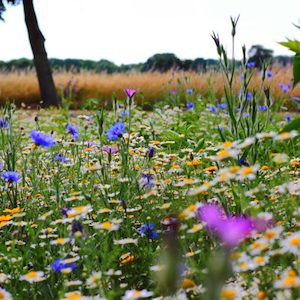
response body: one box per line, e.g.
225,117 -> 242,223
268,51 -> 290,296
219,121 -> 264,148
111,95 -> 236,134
23,0 -> 59,107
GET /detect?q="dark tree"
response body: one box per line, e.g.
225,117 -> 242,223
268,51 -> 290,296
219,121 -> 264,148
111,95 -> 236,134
142,53 -> 182,72
248,45 -> 274,69
0,0 -> 59,107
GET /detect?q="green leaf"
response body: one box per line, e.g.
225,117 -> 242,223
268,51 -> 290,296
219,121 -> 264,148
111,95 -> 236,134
279,39 -> 300,53
281,117 -> 300,132
293,54 -> 300,87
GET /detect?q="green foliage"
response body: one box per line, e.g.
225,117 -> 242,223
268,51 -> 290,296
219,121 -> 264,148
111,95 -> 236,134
280,24 -> 300,87
281,117 -> 300,132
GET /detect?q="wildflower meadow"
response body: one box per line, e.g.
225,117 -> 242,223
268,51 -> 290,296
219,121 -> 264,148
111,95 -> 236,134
0,18 -> 300,300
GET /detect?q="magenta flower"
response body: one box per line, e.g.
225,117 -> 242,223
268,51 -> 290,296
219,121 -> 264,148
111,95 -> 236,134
102,145 -> 118,154
217,216 -> 253,248
197,202 -> 225,230
197,203 -> 262,249
124,88 -> 136,98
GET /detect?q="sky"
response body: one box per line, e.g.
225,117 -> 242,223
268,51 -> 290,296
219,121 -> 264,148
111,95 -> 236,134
0,0 -> 300,65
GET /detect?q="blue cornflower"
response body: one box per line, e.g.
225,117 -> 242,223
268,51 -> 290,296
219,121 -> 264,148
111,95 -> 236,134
54,154 -> 69,163
61,207 -> 71,216
30,130 -> 56,148
243,113 -> 250,118
186,88 -> 193,95
285,115 -> 292,122
119,111 -> 129,117
246,91 -> 252,101
106,122 -> 125,141
247,61 -> 255,68
279,83 -> 290,93
0,119 -> 9,129
210,105 -> 218,114
259,105 -> 267,112
186,102 -> 195,110
2,171 -> 21,183
52,259 -> 76,273
239,159 -> 250,166
139,223 -> 158,239
147,147 -> 155,158
266,71 -> 272,78
218,103 -> 227,110
66,124 -> 79,139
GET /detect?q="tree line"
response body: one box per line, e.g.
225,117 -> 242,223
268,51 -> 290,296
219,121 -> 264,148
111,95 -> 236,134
0,52 -> 293,74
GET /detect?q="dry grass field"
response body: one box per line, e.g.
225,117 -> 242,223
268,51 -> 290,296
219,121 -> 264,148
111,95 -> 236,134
0,65 -> 299,109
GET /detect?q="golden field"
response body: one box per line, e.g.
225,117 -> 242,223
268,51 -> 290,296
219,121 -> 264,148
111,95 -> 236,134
0,66 -> 299,109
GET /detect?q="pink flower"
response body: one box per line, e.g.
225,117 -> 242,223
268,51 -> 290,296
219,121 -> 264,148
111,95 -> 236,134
217,216 -> 253,248
102,145 -> 118,154
197,203 -> 266,249
124,88 -> 136,98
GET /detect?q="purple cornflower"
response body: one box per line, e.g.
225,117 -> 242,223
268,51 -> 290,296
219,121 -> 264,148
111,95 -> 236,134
52,259 -> 76,273
30,130 -> 56,148
66,124 -> 79,139
2,171 -> 21,183
139,173 -> 156,189
218,103 -> 227,110
124,88 -> 136,98
210,105 -> 218,114
0,119 -> 9,129
259,105 -> 267,112
139,223 -> 158,239
186,102 -> 195,110
171,90 -> 177,95
71,221 -> 83,234
243,113 -> 250,118
247,61 -> 255,68
292,96 -> 300,101
186,88 -> 193,95
106,122 -> 125,141
102,145 -> 118,154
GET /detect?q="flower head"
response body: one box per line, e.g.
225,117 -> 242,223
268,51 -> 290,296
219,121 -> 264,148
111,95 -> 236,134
52,259 -> 76,273
0,119 -> 9,129
2,171 -> 21,183
30,130 -> 56,147
66,124 -> 79,139
186,102 -> 195,110
139,223 -> 158,239
106,122 -> 125,141
124,88 -> 136,98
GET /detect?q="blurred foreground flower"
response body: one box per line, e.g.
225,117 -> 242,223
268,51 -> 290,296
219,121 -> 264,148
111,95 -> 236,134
197,203 -> 267,248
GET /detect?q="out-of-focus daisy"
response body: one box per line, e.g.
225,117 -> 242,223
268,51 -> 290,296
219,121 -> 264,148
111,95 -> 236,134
20,271 -> 45,283
122,289 -> 154,299
281,232 -> 300,255
0,288 -> 12,300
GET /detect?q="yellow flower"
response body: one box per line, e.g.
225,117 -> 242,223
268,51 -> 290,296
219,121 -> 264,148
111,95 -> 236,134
3,207 -> 21,214
181,278 -> 196,289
